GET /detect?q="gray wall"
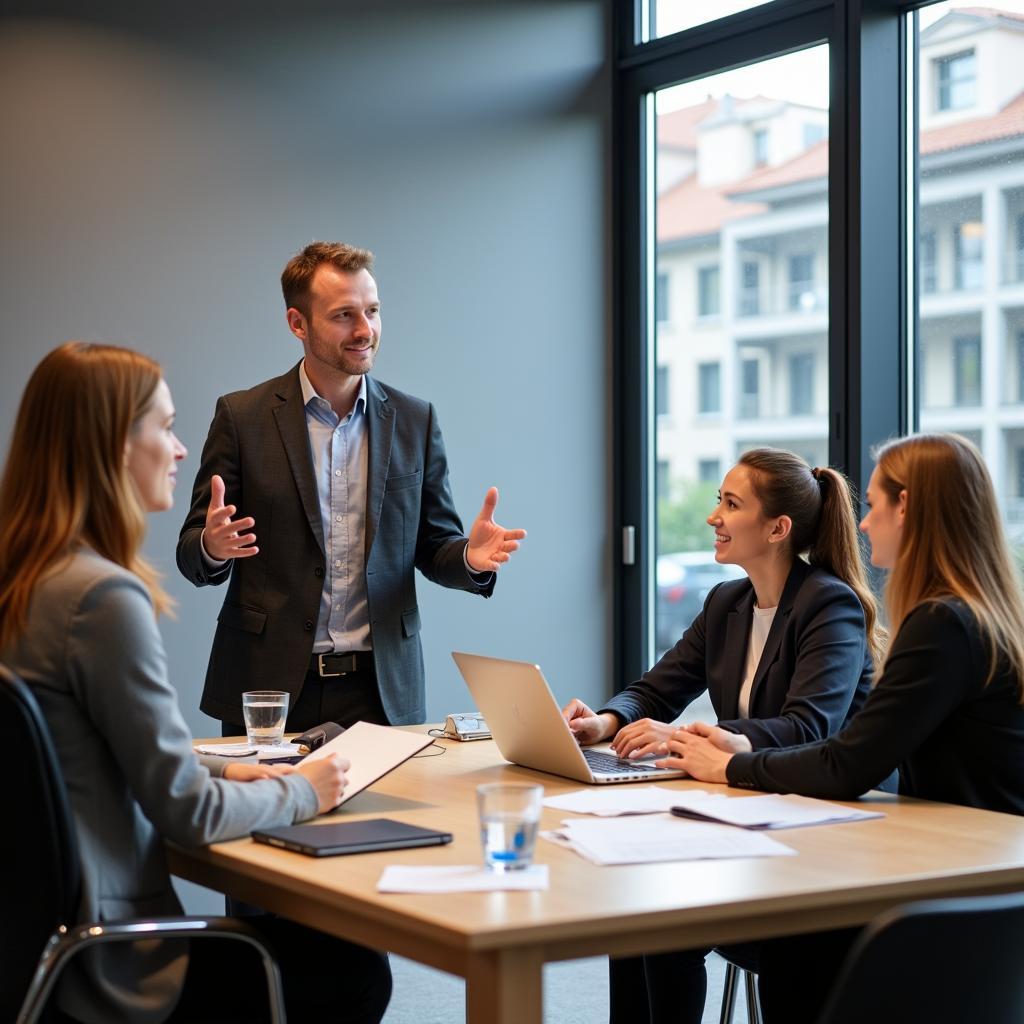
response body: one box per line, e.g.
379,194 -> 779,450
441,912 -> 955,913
0,2 -> 612,735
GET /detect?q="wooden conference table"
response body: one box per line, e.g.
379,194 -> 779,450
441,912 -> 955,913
169,733 -> 1024,1024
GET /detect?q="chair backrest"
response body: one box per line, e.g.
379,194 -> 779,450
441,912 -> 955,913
817,891 -> 1024,1024
0,664 -> 82,1020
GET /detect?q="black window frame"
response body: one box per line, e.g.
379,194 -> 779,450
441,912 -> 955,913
614,0 -> 910,685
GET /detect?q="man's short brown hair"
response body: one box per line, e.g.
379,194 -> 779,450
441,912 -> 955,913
281,241 -> 375,316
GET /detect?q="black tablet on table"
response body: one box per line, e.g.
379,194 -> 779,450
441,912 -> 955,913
252,818 -> 453,857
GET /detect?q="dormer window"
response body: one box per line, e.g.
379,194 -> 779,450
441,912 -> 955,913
935,50 -> 976,112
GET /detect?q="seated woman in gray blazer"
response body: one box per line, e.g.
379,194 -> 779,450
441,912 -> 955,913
0,342 -> 390,1024
562,447 -> 885,1024
666,433 -> 1024,1024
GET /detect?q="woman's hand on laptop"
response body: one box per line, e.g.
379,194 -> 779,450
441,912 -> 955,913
297,753 -> 350,813
561,699 -> 619,746
610,719 -> 675,759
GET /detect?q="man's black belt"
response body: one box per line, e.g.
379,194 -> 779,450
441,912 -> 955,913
309,651 -> 374,677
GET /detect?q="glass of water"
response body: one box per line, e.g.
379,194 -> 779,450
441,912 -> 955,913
241,690 -> 289,746
476,783 -> 544,871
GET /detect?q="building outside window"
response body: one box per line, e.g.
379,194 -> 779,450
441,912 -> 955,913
656,271 -> 670,322
1018,331 -> 1024,404
954,220 -> 984,289
953,335 -> 982,406
789,352 -> 815,415
936,49 -> 976,112
697,265 -> 720,317
697,361 -> 721,414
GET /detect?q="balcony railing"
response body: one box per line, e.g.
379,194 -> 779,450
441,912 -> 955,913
737,286 -> 829,318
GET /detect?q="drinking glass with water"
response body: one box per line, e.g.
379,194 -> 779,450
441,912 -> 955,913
476,783 -> 543,871
241,690 -> 290,746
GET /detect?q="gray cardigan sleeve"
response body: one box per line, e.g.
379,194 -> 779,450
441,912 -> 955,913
66,574 -> 318,845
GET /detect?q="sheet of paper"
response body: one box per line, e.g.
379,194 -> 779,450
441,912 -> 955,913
540,813 -> 796,865
301,721 -> 432,805
669,792 -> 885,830
543,786 -> 708,816
377,864 -> 549,893
195,742 -> 256,757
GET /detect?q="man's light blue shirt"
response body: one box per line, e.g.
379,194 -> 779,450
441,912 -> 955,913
299,362 -> 373,654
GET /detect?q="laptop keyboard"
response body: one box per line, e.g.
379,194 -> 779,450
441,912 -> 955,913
583,749 -> 660,774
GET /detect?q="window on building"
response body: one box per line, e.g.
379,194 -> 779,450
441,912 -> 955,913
920,229 -> 937,294
697,362 -> 721,414
788,253 -> 815,311
739,261 -> 760,316
954,221 -> 984,290
935,50 -> 976,112
656,272 -> 669,322
789,352 -> 815,415
953,336 -> 982,407
1018,331 -> 1024,405
655,365 -> 670,416
753,128 -> 768,166
656,459 -> 671,499
803,122 -> 826,148
697,265 -> 720,317
697,458 -> 721,484
739,358 -> 760,418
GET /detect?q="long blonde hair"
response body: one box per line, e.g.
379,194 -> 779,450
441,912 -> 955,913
875,433 -> 1024,698
0,342 -> 172,648
740,448 -> 886,665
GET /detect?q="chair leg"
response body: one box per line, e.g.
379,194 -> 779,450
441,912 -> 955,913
744,968 -> 763,1024
719,960 -> 741,1024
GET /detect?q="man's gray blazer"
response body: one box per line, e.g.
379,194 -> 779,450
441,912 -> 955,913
177,363 -> 493,725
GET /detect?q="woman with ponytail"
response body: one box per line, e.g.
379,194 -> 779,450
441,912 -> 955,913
667,433 -> 1024,1024
561,447 -> 883,1024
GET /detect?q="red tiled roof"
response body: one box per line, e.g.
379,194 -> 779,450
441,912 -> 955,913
922,89 -> 1024,152
657,97 -> 718,150
657,173 -> 765,243
659,87 -> 1024,240
947,7 -> 1024,23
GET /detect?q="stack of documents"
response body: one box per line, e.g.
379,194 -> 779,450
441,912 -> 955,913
668,792 -> 885,830
541,814 -> 796,865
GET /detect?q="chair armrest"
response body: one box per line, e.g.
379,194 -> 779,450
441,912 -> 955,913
17,916 -> 286,1024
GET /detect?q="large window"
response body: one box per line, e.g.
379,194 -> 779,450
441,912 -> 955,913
616,1 -> 1024,683
641,45 -> 829,667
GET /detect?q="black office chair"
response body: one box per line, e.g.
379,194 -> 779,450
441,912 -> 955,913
816,892 -> 1024,1024
0,664 -> 288,1024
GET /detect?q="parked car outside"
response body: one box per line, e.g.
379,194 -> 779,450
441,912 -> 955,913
655,551 -> 746,653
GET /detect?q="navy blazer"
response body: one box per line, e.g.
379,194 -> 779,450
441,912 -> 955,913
601,559 -> 873,749
177,364 -> 492,725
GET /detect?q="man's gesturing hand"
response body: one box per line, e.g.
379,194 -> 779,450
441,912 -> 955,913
466,487 -> 526,573
202,474 -> 259,562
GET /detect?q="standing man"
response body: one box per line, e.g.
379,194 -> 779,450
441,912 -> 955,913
177,241 -> 525,734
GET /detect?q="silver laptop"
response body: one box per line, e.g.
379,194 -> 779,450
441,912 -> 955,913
451,652 -> 687,785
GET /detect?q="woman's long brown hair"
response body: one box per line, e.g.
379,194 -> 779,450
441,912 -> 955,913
0,342 -> 172,648
874,433 -> 1024,698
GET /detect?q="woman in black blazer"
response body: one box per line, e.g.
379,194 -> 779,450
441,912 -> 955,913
668,433 -> 1024,1024
562,447 -> 884,1024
